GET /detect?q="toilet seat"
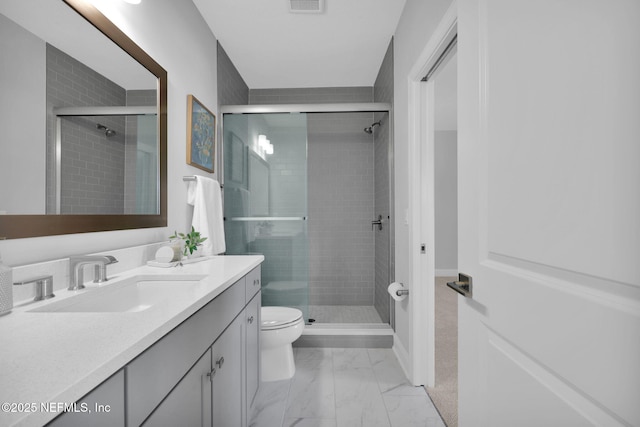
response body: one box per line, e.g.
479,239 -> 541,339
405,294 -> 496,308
261,306 -> 303,331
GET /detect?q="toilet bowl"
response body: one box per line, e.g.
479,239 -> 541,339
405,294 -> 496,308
260,306 -> 304,382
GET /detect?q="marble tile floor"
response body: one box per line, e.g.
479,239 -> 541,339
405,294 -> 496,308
249,348 -> 445,427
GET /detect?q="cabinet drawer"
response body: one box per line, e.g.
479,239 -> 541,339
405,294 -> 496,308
245,265 -> 261,303
127,278 -> 245,427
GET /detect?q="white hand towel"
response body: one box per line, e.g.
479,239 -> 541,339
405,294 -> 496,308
187,176 -> 226,255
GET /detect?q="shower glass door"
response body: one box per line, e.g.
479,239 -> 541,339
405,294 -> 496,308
223,112 -> 309,322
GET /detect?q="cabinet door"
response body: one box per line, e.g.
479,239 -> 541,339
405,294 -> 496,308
245,292 -> 261,413
127,280 -> 245,426
142,349 -> 212,427
212,315 -> 243,427
48,370 -> 125,427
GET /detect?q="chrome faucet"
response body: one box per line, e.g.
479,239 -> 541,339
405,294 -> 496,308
68,255 -> 118,290
14,275 -> 55,301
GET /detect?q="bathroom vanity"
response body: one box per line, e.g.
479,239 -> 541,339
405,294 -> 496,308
0,255 -> 263,427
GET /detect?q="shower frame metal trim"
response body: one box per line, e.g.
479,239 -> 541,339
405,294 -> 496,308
220,102 -> 391,115
53,106 -> 157,116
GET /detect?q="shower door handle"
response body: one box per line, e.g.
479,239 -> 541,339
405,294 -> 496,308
371,215 -> 383,231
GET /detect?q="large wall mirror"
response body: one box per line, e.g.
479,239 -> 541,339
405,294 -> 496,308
0,0 -> 167,239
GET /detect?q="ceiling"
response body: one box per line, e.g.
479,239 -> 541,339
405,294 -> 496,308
193,0 -> 407,89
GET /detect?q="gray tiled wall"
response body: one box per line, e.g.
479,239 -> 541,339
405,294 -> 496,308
373,39 -> 394,323
217,42 -> 249,106
46,44 -> 126,214
307,112 -> 376,305
217,42 -> 249,194
124,90 -> 157,214
249,87 -> 373,105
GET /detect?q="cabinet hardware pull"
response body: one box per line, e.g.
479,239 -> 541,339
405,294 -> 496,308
216,357 -> 225,369
371,214 -> 383,231
248,315 -> 254,324
206,368 -> 216,380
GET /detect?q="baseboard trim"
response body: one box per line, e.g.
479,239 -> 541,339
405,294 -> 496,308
392,333 -> 411,380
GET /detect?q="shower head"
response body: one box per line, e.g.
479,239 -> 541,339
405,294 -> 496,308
96,123 -> 116,137
364,121 -> 382,134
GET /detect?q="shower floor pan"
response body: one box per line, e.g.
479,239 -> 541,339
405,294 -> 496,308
298,305 -> 393,348
308,304 -> 384,324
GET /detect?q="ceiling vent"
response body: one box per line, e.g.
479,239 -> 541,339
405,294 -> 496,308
289,0 -> 324,14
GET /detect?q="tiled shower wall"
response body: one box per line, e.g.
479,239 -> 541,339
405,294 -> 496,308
46,44 -> 126,214
46,44 -> 156,214
306,112 -> 376,305
217,42 -> 249,106
249,87 -> 373,105
373,39 -> 394,323
124,90 -> 158,214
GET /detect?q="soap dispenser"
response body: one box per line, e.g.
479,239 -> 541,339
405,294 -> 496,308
0,252 -> 13,315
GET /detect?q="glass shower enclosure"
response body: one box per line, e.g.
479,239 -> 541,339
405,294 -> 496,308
223,112 -> 309,322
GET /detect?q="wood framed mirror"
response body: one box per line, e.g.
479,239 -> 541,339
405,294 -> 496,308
0,0 -> 167,239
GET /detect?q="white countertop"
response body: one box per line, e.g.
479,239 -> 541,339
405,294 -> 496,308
0,255 -> 264,427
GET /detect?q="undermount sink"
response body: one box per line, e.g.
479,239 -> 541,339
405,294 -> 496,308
29,274 -> 205,313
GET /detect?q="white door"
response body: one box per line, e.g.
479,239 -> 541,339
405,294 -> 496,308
457,1 -> 640,426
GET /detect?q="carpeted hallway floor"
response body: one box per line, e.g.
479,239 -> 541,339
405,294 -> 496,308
426,276 -> 458,427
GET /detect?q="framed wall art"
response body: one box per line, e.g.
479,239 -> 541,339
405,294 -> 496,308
186,94 -> 216,172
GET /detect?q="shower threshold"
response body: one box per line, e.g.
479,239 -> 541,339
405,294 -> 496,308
304,323 -> 392,333
296,323 -> 393,348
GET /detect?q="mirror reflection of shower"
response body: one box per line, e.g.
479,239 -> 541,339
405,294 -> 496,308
364,120 -> 382,134
96,123 -> 116,137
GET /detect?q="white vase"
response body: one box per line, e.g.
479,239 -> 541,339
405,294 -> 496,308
169,239 -> 183,262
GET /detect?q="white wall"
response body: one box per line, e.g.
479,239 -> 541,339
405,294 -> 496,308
0,14 -> 46,215
434,53 -> 458,274
392,0 -> 453,365
0,0 -> 219,267
434,131 -> 458,272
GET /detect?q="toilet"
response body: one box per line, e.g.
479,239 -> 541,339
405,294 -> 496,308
260,306 -> 305,382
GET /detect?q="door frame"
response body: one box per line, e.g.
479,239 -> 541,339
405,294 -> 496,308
406,2 -> 457,387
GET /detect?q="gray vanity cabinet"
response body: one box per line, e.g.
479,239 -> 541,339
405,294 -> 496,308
144,295 -> 255,427
47,264 -> 262,427
126,280 -> 245,426
245,266 -> 261,297
142,349 -> 212,427
47,370 -> 125,427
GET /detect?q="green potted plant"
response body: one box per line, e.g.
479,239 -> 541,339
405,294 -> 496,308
169,227 -> 208,258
